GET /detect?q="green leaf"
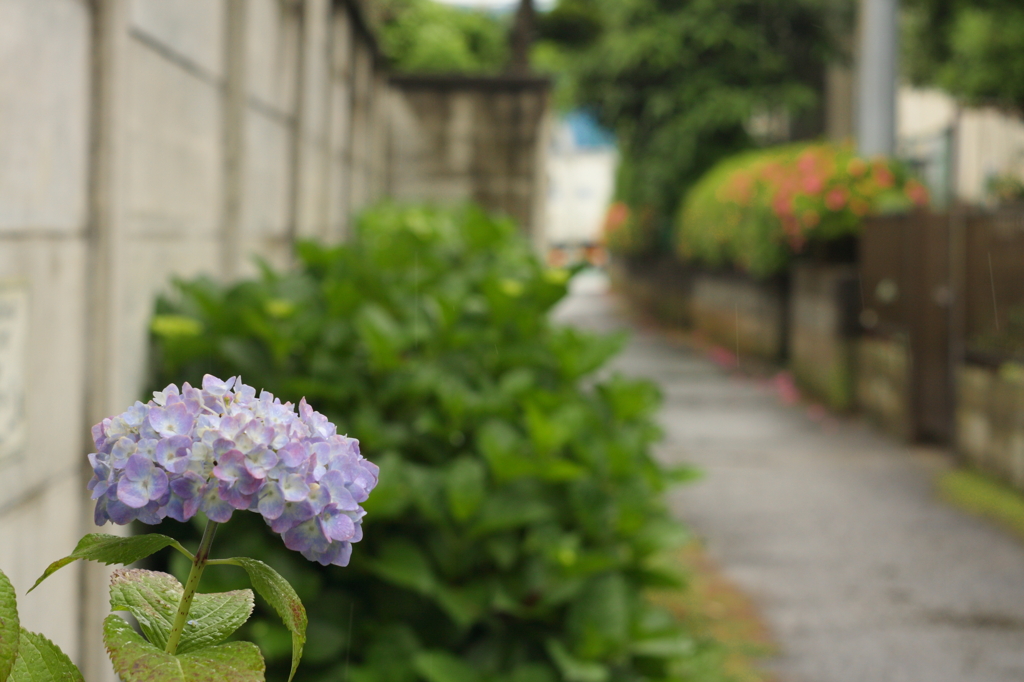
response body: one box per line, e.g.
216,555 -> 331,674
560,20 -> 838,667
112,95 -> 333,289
224,558 -> 306,682
108,569 -> 253,654
471,492 -> 553,536
566,573 -> 629,659
477,421 -> 535,481
103,615 -> 264,682
506,664 -> 556,682
544,640 -> 608,682
413,651 -> 480,682
8,629 -> 83,682
359,452 -> 412,519
366,541 -> 436,595
444,458 -> 486,522
433,582 -> 489,629
30,534 -> 187,593
356,304 -> 405,370
0,569 -> 19,682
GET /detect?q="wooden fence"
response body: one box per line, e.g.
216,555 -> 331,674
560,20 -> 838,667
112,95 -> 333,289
859,205 -> 1024,443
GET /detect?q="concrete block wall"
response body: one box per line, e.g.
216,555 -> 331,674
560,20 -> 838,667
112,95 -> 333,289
855,336 -> 912,440
690,271 -> 787,362
0,0 -> 93,662
0,0 -> 555,678
388,75 -> 552,244
956,365 -> 1024,486
789,264 -> 858,410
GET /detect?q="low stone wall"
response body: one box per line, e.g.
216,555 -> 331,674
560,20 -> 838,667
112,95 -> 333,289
608,256 -> 694,327
957,364 -> 1024,487
690,271 -> 787,362
789,264 -> 858,409
856,336 -> 912,440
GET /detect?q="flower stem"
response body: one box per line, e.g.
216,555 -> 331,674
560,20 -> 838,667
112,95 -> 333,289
165,519 -> 219,654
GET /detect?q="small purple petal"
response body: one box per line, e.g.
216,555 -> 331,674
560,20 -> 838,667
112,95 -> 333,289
149,402 -> 195,438
117,477 -> 151,508
319,507 -> 356,542
257,482 -> 286,520
280,473 -> 310,503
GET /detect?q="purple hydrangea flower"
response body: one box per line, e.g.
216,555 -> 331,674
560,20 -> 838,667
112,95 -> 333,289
87,375 -> 379,567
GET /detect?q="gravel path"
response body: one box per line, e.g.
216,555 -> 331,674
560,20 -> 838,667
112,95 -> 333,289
555,272 -> 1024,682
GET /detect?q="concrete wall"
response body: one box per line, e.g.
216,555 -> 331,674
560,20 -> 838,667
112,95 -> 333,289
388,74 -> 551,245
0,1 -> 550,678
957,364 -> 1024,487
855,336 -> 912,440
609,256 -> 694,328
789,264 -> 858,410
690,272 -> 788,362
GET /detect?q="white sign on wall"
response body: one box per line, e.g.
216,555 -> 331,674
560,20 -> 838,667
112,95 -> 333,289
0,282 -> 28,464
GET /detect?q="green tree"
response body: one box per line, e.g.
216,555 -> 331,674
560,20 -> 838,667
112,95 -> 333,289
376,0 -> 509,74
538,0 -> 849,250
904,0 -> 1024,115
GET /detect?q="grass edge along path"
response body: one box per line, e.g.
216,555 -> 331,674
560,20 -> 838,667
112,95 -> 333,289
939,468 -> 1024,543
652,542 -> 777,682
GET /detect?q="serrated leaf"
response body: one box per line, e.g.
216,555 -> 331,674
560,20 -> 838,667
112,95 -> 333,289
103,615 -> 264,682
9,629 -> 83,682
225,558 -> 305,682
413,651 -> 480,682
30,534 -> 184,593
0,569 -> 19,682
108,569 -> 253,654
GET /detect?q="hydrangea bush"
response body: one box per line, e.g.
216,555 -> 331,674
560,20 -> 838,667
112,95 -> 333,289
676,142 -> 930,277
148,205 -> 725,682
0,378 -> 377,682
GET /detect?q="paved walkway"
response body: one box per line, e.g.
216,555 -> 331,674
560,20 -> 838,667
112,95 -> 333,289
555,272 -> 1024,682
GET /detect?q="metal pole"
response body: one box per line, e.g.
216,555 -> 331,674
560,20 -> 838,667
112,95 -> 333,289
856,0 -> 899,157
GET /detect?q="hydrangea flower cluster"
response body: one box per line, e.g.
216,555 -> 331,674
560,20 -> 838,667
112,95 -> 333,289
87,375 -> 378,567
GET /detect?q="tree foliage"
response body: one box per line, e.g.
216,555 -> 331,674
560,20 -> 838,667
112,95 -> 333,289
376,0 -> 509,74
538,0 -> 850,248
904,0 -> 1024,114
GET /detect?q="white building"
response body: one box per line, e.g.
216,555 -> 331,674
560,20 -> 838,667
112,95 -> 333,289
545,111 -> 616,252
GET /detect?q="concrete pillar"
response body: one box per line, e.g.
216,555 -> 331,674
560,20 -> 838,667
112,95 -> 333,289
221,0 -> 248,280
83,2 -> 131,679
856,0 -> 899,156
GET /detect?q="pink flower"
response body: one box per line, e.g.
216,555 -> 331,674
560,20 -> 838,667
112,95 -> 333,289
803,175 -> 824,195
825,187 -> 848,211
904,179 -> 929,206
873,162 -> 895,189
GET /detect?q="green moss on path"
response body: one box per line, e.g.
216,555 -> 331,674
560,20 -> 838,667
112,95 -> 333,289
939,469 -> 1024,542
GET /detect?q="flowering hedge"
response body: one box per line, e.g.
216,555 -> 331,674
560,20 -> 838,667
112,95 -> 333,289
148,205 -> 733,682
675,143 -> 929,277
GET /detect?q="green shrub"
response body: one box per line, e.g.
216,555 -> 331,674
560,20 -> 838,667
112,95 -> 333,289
148,204 -> 720,682
676,142 -> 930,278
